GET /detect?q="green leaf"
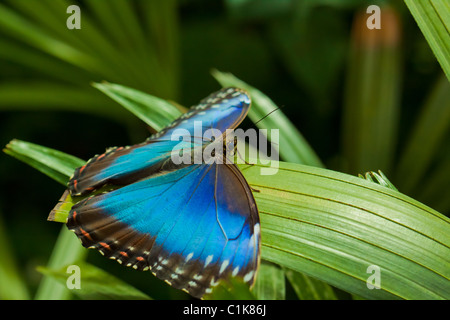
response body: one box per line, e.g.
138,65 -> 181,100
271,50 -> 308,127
211,69 -> 324,167
404,0 -> 450,81
395,74 -> 450,195
342,6 -> 402,175
93,82 -> 183,132
3,139 -> 85,186
252,261 -> 285,300
203,277 -> 257,300
358,170 -> 398,192
284,268 -> 338,300
37,262 -> 152,300
0,82 -> 135,123
35,227 -> 88,300
241,161 -> 449,299
7,138 -> 449,299
0,211 -> 30,299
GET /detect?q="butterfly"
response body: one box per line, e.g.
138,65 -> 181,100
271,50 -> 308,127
62,87 -> 261,298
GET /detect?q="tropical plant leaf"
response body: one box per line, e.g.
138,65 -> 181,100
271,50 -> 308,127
284,268 -> 338,300
252,261 -> 285,300
37,261 -> 152,300
203,277 -> 257,300
404,0 -> 450,81
358,170 -> 398,192
342,6 -> 402,176
3,139 -> 85,186
34,227 -> 88,300
395,74 -> 450,195
242,161 -> 450,299
93,82 -> 183,132
5,138 -> 449,299
0,211 -> 30,300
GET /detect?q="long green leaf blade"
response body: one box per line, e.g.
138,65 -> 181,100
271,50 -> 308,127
404,0 -> 450,81
284,268 -> 338,300
34,227 -> 88,300
0,211 -> 30,299
252,261 -> 285,300
342,6 -> 402,175
37,262 -> 152,300
93,82 -> 183,131
241,161 -> 449,299
395,74 -> 450,195
3,139 -> 85,185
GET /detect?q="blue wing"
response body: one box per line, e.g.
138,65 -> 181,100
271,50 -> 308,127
68,87 -> 251,196
67,161 -> 260,298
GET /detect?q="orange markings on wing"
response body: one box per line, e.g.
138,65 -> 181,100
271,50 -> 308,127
79,165 -> 86,174
79,227 -> 93,241
99,242 -> 111,250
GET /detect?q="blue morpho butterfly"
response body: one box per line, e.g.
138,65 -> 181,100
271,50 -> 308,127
62,87 -> 261,298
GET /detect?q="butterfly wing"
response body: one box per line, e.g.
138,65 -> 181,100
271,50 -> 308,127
67,161 -> 260,298
68,87 -> 251,196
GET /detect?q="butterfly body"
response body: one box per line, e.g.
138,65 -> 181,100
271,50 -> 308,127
64,87 -> 260,298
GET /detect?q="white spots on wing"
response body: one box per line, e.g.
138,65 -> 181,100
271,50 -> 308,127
185,252 -> 194,262
254,223 -> 260,237
232,266 -> 240,277
244,270 -> 254,283
175,266 -> 185,274
219,260 -> 229,274
204,254 -> 213,267
210,278 -> 219,287
193,274 -> 203,281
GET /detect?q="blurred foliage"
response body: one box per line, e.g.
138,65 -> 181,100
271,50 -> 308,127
0,0 -> 449,300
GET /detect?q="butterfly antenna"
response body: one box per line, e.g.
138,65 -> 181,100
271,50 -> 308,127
253,106 -> 282,126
